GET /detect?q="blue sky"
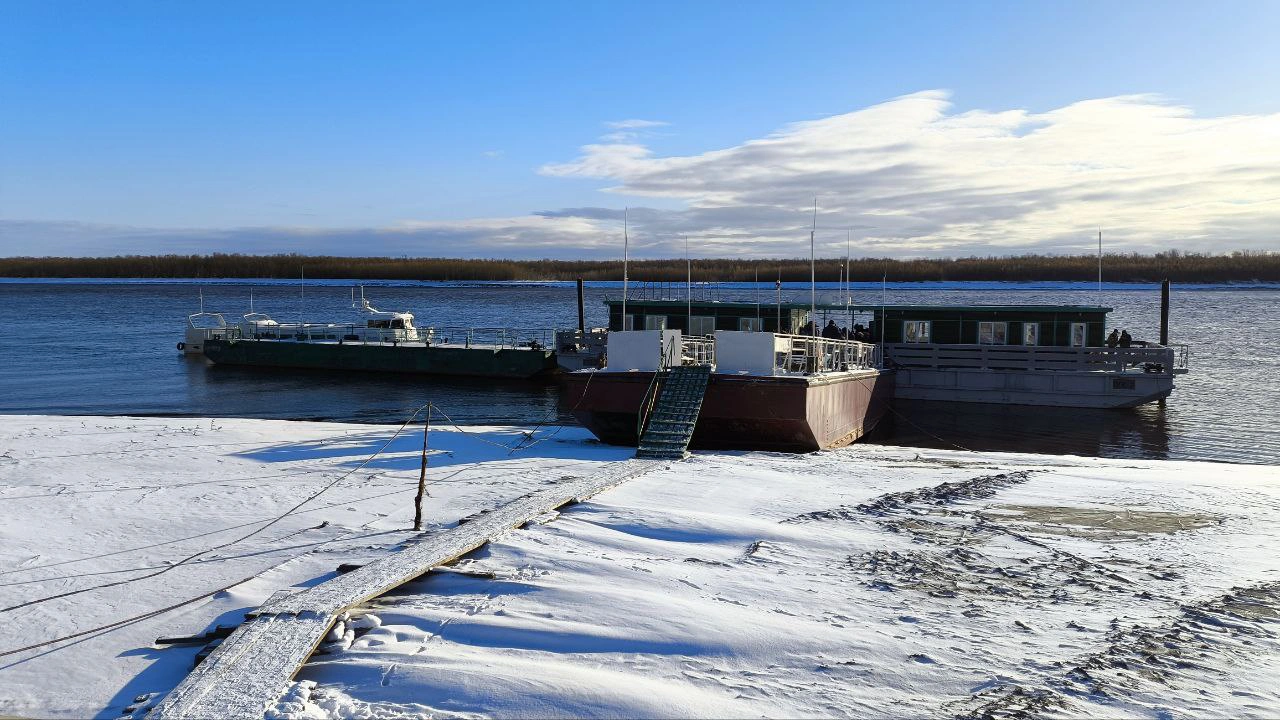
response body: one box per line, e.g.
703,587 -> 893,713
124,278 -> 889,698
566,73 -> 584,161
2,1 -> 1278,257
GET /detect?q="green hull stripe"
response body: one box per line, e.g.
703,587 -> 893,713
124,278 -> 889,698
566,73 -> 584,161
203,339 -> 557,379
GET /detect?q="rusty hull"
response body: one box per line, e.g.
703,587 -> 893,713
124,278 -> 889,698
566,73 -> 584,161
560,369 -> 895,453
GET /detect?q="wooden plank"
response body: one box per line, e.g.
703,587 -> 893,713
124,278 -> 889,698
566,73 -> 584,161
149,458 -> 663,719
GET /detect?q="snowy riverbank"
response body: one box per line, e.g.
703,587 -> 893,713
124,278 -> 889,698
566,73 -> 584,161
1,415 -> 1278,719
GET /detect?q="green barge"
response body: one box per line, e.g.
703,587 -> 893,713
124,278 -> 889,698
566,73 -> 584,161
202,337 -> 557,379
188,296 -> 559,380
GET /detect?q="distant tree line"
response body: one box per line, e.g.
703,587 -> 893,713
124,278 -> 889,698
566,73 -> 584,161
0,250 -> 1277,283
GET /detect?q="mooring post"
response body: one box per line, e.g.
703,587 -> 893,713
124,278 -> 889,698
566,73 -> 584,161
576,277 -> 585,333
1160,278 -> 1170,346
413,405 -> 431,531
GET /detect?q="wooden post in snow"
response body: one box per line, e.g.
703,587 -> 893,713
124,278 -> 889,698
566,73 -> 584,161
413,405 -> 431,531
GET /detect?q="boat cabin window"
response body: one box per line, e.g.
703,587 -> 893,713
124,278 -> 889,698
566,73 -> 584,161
978,322 -> 1007,345
622,314 -> 635,331
903,321 -> 931,343
366,318 -> 407,329
643,315 -> 666,331
1070,322 -> 1087,347
1023,322 -> 1039,346
689,315 -> 715,336
738,317 -> 762,332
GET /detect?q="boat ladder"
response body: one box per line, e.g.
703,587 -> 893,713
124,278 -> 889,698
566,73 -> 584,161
635,364 -> 712,459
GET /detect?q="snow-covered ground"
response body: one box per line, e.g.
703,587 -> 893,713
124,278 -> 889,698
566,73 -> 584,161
2,415 -> 1279,719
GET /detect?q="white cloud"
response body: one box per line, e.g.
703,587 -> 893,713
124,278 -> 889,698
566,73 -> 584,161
542,91 -> 1280,256
604,119 -> 670,130
7,93 -> 1278,259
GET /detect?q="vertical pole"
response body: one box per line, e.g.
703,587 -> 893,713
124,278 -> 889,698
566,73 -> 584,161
880,273 -> 886,345
754,265 -> 760,326
616,207 -> 622,330
414,405 -> 431,531
685,236 -> 692,334
1097,229 -> 1103,307
576,278 -> 585,333
810,199 -> 817,340
776,269 -> 782,333
1160,278 -> 1170,346
846,228 -> 852,331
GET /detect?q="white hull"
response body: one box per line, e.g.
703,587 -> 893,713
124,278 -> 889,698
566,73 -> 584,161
892,367 -> 1175,408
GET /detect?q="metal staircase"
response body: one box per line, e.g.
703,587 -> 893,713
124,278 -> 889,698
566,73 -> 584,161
635,364 -> 712,459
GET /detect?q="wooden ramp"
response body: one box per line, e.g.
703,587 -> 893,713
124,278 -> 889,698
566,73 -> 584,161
149,458 -> 663,719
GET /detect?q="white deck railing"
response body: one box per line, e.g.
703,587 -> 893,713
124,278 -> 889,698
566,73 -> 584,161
773,334 -> 881,375
678,335 -> 716,366
883,343 -> 1188,374
219,322 -> 556,349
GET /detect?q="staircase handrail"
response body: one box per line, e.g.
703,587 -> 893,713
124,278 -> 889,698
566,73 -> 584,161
635,333 -> 677,440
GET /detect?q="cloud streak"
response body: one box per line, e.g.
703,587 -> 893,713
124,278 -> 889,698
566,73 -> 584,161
5,92 -> 1278,258
543,91 -> 1280,256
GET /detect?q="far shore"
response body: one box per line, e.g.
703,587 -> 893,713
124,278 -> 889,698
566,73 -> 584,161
2,251 -> 1278,284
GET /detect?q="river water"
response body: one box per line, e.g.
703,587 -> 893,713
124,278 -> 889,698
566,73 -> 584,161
0,279 -> 1274,465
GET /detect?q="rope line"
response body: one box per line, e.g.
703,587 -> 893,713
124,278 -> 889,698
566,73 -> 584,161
0,395 -> 596,656
884,404 -> 974,453
0,402 -> 433,615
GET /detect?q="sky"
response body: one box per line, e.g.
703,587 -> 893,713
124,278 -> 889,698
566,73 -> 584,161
2,0 -> 1279,259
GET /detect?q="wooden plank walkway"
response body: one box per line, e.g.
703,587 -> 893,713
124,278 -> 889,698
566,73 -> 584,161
149,458 -> 663,719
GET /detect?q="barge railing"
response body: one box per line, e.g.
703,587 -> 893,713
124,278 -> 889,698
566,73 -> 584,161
219,324 -> 558,350
679,335 -> 716,366
882,343 -> 1189,373
773,334 -> 881,375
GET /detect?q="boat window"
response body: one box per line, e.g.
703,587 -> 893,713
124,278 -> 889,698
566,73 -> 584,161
978,322 -> 1008,345
689,316 -> 716,336
644,315 -> 666,331
738,317 -> 762,332
391,318 -> 405,329
1070,322 -> 1087,347
367,320 -> 391,329
903,321 -> 931,343
1023,322 -> 1039,346
622,314 -> 635,331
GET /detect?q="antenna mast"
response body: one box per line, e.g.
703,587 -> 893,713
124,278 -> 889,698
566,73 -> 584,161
845,228 -> 852,326
622,208 -> 629,330
685,235 -> 691,333
776,268 -> 782,333
1097,229 -> 1103,306
754,264 -> 760,324
810,198 -> 817,339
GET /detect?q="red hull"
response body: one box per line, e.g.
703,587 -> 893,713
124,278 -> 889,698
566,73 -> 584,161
560,369 -> 895,453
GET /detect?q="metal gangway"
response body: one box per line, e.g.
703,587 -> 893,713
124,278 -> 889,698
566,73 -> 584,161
635,336 -> 714,460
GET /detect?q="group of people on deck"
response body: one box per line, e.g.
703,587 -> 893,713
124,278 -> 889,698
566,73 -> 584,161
1107,329 -> 1134,348
796,319 -> 873,342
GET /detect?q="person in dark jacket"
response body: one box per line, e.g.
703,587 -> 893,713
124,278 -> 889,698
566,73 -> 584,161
1119,330 -> 1132,348
1107,329 -> 1120,348
822,320 -> 841,339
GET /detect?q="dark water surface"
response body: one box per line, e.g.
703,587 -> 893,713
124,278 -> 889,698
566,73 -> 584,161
0,279 -> 1275,464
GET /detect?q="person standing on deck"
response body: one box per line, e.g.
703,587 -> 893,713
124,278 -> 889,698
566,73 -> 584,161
1107,329 -> 1120,348
1119,330 -> 1133,348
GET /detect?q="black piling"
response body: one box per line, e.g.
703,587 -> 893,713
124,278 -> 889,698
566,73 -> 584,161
1160,278 -> 1170,346
576,277 -> 585,333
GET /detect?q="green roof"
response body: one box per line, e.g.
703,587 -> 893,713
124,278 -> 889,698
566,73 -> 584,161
604,299 -> 1111,314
